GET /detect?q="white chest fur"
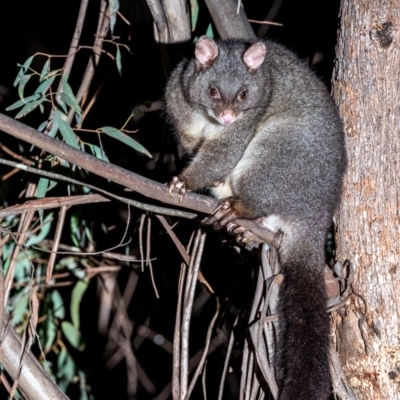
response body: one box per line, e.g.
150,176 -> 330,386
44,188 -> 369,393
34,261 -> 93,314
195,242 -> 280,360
183,111 -> 224,140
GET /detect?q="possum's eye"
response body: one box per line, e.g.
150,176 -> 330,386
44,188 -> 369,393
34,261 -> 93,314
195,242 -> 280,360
238,90 -> 248,100
208,86 -> 220,99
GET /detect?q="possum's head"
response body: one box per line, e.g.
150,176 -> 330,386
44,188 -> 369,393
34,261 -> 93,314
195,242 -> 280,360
187,36 -> 271,125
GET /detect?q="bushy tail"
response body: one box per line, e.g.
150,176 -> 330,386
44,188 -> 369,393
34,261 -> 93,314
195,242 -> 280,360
276,238 -> 331,400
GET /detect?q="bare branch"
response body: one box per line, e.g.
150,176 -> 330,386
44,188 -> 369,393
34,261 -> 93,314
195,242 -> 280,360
146,0 -> 170,43
160,0 -> 191,43
203,0 -> 255,39
0,317 -> 69,400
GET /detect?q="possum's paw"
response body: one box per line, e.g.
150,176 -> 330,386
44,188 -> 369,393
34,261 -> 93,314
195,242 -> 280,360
204,198 -> 236,227
204,198 -> 255,245
168,176 -> 186,202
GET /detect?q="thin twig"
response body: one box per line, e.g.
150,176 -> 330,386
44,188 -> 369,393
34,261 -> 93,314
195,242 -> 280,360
139,214 -> 146,272
173,263 -> 186,400
156,215 -> 190,265
185,297 -> 220,399
180,230 -> 206,399
146,217 -> 159,298
248,19 -> 283,26
59,0 -> 90,86
218,320 -> 235,400
46,205 -> 67,283
4,209 -> 35,303
0,157 -> 198,220
68,0 -> 109,125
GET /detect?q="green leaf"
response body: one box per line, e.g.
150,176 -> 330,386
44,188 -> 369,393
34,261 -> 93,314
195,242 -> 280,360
43,69 -> 62,80
71,280 -> 88,329
60,93 -> 82,116
37,177 -> 49,199
99,126 -> 152,158
78,370 -> 89,400
40,59 -> 51,81
13,55 -> 34,86
51,290 -> 65,319
38,120 -> 48,132
15,97 -> 46,119
61,78 -> 82,115
18,74 -> 33,100
11,294 -> 29,326
26,212 -> 53,247
88,143 -> 109,162
57,348 -> 76,380
43,314 -> 57,352
59,119 -> 79,149
36,176 -> 49,222
61,321 -> 81,349
190,0 -> 199,31
35,75 -> 56,94
116,46 -> 122,76
108,0 -> 119,33
5,93 -> 41,111
49,110 -> 61,138
205,23 -> 214,38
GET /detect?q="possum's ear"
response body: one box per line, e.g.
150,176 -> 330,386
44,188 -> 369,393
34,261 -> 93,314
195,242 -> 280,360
195,36 -> 219,68
243,43 -> 266,71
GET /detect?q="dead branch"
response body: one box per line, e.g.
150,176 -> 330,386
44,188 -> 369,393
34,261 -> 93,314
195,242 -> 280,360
0,316 -> 69,400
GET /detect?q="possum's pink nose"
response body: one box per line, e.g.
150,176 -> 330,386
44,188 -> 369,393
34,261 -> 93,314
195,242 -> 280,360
220,110 -> 236,125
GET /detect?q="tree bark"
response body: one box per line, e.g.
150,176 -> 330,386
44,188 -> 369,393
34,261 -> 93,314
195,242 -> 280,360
332,1 -> 400,399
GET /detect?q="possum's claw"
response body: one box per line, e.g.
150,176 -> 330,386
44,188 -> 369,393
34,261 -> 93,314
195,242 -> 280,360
168,176 -> 186,202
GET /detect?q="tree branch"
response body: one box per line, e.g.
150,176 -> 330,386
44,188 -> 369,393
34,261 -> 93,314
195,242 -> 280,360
0,113 -> 278,247
203,0 -> 255,39
0,317 -> 69,400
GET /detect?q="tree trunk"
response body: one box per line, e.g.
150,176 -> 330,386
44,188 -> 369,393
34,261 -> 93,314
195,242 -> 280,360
332,1 -> 400,399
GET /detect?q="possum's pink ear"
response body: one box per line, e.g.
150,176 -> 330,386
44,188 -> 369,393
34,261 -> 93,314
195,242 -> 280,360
243,43 -> 266,71
195,36 -> 219,67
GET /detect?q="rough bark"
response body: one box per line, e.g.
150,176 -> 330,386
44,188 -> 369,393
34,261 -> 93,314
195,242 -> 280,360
332,1 -> 400,399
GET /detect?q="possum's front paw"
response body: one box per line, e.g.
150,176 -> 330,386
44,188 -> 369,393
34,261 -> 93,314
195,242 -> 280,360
204,198 -> 255,244
168,176 -> 186,202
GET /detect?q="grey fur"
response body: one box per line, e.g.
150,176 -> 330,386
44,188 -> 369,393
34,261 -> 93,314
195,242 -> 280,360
165,37 -> 346,400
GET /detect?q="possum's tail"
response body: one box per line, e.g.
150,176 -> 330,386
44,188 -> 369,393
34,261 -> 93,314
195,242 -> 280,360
276,236 -> 331,400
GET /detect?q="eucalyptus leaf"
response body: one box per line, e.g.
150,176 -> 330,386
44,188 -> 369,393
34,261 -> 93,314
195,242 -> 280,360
36,177 -> 49,199
71,280 -> 88,329
43,314 -> 57,352
25,212 -> 53,247
99,126 -> 152,158
35,75 -> 56,94
15,97 -> 46,119
51,290 -> 65,319
108,0 -> 119,33
190,0 -> 199,31
18,74 -> 33,100
38,120 -> 48,132
61,321 -> 81,349
59,119 -> 79,149
61,78 -> 82,115
49,110 -> 61,138
57,348 -> 76,381
116,46 -> 122,76
5,93 -> 41,111
14,55 -> 34,86
206,23 -> 214,38
60,93 -> 82,116
40,59 -> 51,81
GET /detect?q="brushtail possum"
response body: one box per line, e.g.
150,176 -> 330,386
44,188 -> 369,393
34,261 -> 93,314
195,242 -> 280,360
165,36 -> 346,400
